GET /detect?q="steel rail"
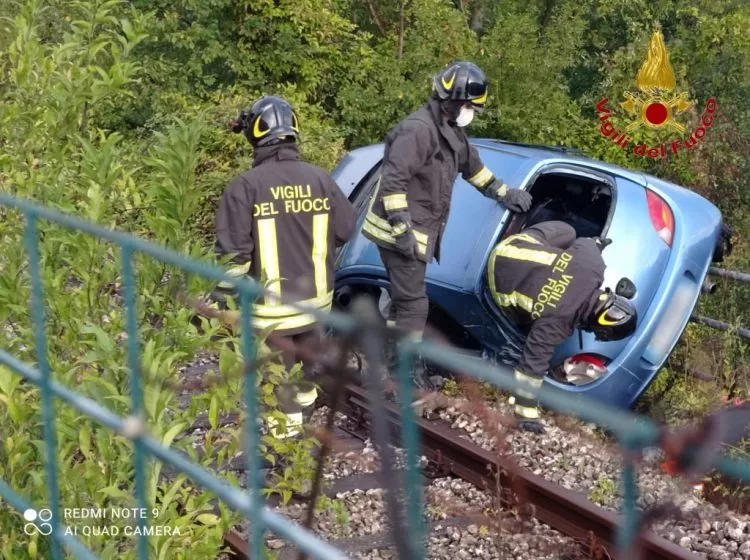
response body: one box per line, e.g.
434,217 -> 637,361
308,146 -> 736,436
707,267 -> 750,283
337,384 -> 697,560
690,314 -> 750,341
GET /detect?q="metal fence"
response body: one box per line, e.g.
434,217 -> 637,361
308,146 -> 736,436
1,192 -> 749,560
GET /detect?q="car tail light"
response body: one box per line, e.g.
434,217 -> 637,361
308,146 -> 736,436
568,354 -> 607,368
647,190 -> 675,247
562,354 -> 609,385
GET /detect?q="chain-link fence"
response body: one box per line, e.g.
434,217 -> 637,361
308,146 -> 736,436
1,193 -> 749,559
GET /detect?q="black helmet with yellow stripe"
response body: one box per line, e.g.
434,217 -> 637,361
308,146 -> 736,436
583,289 -> 637,342
231,96 -> 300,147
433,61 -> 489,112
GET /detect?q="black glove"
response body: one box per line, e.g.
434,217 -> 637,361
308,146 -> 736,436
208,286 -> 235,310
486,181 -> 533,213
517,420 -> 546,434
388,211 -> 418,259
595,237 -> 612,253
209,260 -> 251,309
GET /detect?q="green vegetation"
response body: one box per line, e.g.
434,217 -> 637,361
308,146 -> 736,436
589,477 -> 618,506
1,0 -> 749,557
317,496 -> 351,539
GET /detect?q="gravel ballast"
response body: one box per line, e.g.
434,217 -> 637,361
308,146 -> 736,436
257,455 -> 586,560
435,398 -> 750,559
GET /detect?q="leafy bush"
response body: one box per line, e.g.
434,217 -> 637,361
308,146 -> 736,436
0,3 -> 320,557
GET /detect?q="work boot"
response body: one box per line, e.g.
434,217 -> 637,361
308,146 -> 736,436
411,359 -> 437,393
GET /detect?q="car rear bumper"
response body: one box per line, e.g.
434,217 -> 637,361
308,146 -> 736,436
540,198 -> 723,409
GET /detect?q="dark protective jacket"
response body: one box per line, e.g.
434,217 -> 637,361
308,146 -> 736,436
488,221 -> 605,378
215,143 -> 357,335
362,98 -> 503,263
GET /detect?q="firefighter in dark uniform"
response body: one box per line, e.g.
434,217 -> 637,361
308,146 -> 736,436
362,61 -> 533,388
213,95 -> 357,441
487,220 -> 638,433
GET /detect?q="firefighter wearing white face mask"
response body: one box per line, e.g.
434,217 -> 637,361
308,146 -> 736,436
455,104 -> 475,127
363,61 -> 533,390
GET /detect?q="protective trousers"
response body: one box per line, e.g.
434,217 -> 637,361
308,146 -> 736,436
378,247 -> 429,334
508,369 -> 544,419
265,328 -> 322,440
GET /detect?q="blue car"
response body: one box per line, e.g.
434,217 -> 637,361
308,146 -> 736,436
330,139 -> 732,409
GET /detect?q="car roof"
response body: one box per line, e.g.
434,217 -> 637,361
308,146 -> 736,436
470,138 -> 650,187
346,138 -> 690,196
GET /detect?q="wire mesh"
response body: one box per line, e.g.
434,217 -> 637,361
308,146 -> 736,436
0,192 -> 749,560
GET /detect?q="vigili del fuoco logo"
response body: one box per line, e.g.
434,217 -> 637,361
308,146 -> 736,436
596,29 -> 717,158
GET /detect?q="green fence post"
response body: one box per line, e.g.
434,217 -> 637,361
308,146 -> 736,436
121,245 -> 150,559
24,211 -> 63,560
239,287 -> 264,558
616,442 -> 641,557
398,344 -> 425,559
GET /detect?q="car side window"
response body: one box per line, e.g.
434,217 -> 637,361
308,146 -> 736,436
349,163 -> 382,214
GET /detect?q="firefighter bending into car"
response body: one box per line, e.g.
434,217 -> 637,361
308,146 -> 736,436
363,61 -> 533,390
488,220 -> 637,433
212,95 -> 356,445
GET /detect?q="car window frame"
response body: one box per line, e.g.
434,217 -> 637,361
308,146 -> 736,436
480,162 -> 620,340
349,161 -> 383,214
519,163 -> 619,240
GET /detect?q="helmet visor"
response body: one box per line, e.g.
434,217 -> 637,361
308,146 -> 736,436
599,305 -> 627,325
467,81 -> 488,110
588,296 -> 637,341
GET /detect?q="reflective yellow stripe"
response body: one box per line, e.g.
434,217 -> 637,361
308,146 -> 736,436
510,233 -> 541,245
254,291 -> 333,319
487,245 -> 534,312
382,193 -> 408,211
383,193 -> 406,204
211,296 -> 332,332
468,166 -> 494,188
392,222 -> 407,236
253,303 -> 332,331
228,261 -> 251,276
268,412 -> 304,439
514,404 -> 540,419
218,261 -> 252,288
494,290 -> 533,313
384,199 -> 408,211
365,211 -> 429,244
488,246 -> 500,301
386,320 -> 396,328
486,233 -> 548,306
406,330 -> 423,342
496,241 -> 556,265
295,387 -> 318,407
258,218 -> 281,305
515,369 -> 543,400
362,219 -> 427,255
312,214 -> 329,298
412,230 -> 428,244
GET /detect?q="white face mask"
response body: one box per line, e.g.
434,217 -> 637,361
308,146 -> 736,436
455,105 -> 475,127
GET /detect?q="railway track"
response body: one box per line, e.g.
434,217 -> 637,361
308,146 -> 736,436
216,383 -> 699,560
